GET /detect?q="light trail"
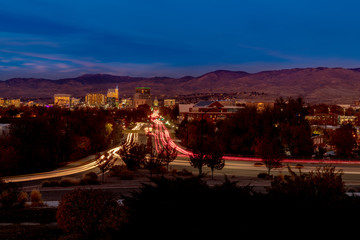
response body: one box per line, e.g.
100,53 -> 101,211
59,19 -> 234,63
3,123 -> 143,183
150,112 -> 360,165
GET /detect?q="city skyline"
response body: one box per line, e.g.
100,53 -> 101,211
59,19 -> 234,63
1,0 -> 360,80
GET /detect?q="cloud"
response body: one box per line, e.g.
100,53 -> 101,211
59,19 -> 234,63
0,49 -> 97,68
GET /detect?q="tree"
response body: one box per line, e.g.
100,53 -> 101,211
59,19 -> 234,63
206,151 -> 224,179
269,165 -> 345,204
56,189 -> 124,238
331,124 -> 357,158
143,154 -> 165,177
118,143 -> 146,170
189,152 -> 207,176
279,123 -> 314,157
96,152 -> 116,183
158,143 -> 177,170
253,137 -> 284,175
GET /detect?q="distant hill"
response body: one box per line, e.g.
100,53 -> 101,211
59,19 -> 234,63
1,67 -> 360,104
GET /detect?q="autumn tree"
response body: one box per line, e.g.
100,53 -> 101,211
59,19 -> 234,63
176,119 -> 216,153
96,152 -> 116,183
157,143 -> 177,170
56,189 -> 124,238
206,151 -> 224,179
118,143 -> 146,170
253,136 -> 284,175
189,152 -> 207,176
331,124 -> 357,158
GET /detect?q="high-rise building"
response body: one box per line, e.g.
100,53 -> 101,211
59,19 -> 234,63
107,85 -> 119,107
107,85 -> 119,100
85,93 -> 107,107
54,94 -> 71,107
134,87 -> 152,108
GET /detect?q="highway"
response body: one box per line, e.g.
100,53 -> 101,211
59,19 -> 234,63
3,122 -> 144,183
150,112 -> 360,186
4,112 -> 360,187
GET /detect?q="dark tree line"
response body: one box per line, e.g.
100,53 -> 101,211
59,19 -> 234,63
0,107 -> 125,176
176,97 -> 314,159
159,105 -> 179,122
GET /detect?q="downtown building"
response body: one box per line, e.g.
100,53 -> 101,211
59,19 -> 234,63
0,98 -> 21,107
85,93 -> 107,107
134,87 -> 152,108
54,94 -> 71,108
164,99 -> 176,108
107,85 -> 119,107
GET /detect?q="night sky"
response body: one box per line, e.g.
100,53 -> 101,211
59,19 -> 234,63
1,0 -> 360,79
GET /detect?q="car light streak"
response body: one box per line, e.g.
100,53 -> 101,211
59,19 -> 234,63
150,113 -> 360,165
4,122 -> 143,183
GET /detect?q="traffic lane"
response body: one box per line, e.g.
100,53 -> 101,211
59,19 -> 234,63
170,157 -> 360,184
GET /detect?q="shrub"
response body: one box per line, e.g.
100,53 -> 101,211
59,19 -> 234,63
84,172 -> 98,179
257,172 -> 269,179
269,165 -> 346,204
80,172 -> 99,185
59,177 -> 80,187
56,188 -> 124,237
0,181 -> 21,208
16,191 -> 28,207
152,166 -> 168,174
174,168 -> 193,176
30,189 -> 44,207
41,180 -> 60,187
109,165 -> 134,180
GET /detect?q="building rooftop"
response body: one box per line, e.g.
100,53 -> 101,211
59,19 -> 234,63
54,94 -> 71,97
194,101 -> 214,107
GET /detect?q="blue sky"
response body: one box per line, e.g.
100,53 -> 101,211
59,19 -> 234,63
1,0 -> 360,79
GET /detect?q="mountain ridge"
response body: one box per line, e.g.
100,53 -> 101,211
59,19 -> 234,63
1,68 -> 360,104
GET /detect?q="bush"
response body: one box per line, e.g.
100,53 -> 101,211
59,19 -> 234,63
17,191 -> 28,207
59,177 -> 80,187
80,172 -> 100,185
56,188 -> 124,237
172,168 -> 193,176
257,172 -> 270,179
269,165 -> 346,204
152,166 -> 168,174
30,189 -> 44,207
109,165 -> 134,180
41,180 -> 60,187
0,181 -> 22,208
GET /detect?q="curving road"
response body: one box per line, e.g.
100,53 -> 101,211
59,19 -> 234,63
3,122 -> 143,183
150,112 -> 360,185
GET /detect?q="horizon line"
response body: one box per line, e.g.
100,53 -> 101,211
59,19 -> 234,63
1,66 -> 359,81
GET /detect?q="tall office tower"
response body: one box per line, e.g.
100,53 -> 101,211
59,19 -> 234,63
107,85 -> 119,107
85,93 -> 107,107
